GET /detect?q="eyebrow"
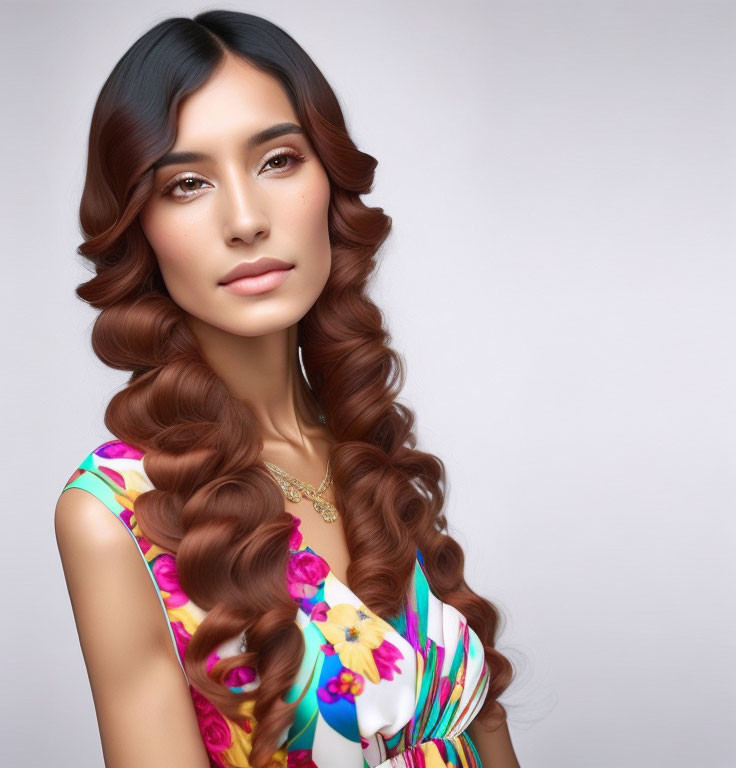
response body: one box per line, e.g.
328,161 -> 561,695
151,121 -> 305,171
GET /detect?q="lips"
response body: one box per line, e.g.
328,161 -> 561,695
219,257 -> 294,284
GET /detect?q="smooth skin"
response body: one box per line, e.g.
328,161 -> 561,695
57,50 -> 520,767
56,489 -> 211,767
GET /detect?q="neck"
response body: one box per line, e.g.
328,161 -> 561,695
185,314 -> 323,448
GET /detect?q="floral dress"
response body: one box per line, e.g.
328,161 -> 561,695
62,440 -> 490,768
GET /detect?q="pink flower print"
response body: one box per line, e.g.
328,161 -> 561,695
98,464 -> 126,491
206,649 -> 220,675
224,664 -> 257,688
404,601 -> 421,653
96,440 -> 143,461
286,550 -> 329,600
309,600 -> 329,622
373,638 -> 405,681
152,554 -> 189,607
190,686 -> 232,765
289,516 -> 303,551
317,667 -> 365,704
119,507 -> 134,530
118,507 -> 151,554
287,748 -> 318,767
438,676 -> 452,708
206,649 -> 257,689
171,620 -> 192,663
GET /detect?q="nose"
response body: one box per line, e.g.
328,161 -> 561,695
221,172 -> 270,246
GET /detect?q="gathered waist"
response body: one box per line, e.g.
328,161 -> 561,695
374,730 -> 482,768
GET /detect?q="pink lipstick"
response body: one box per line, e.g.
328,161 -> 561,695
221,267 -> 293,296
219,257 -> 294,296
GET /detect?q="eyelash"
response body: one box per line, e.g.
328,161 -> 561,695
160,148 -> 306,200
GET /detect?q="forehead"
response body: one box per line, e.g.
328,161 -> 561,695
173,54 -> 297,147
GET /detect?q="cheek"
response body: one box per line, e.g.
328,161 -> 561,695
293,172 -> 332,268
300,177 -> 330,232
304,194 -> 332,290
138,205 -> 210,295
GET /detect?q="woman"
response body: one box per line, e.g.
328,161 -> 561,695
56,10 -> 520,768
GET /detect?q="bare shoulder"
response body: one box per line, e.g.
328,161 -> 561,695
54,488 -> 210,767
55,486 -> 133,560
55,487 -> 168,655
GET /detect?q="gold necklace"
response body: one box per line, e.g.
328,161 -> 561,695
263,458 -> 339,523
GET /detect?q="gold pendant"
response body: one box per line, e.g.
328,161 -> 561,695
312,497 -> 339,523
264,458 -> 339,523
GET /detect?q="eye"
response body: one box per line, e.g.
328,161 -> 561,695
161,174 -> 211,200
259,148 -> 305,175
159,148 -> 306,201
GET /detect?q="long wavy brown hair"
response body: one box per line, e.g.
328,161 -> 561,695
74,10 -> 515,767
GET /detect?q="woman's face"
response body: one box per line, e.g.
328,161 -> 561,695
139,54 -> 332,338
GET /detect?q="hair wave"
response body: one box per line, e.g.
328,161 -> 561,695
74,10 -> 515,767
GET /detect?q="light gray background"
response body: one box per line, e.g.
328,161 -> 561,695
1,1 -> 733,766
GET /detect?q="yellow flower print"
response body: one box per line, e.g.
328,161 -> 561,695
313,603 -> 393,684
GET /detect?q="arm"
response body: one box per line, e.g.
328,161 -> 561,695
466,715 -> 521,768
55,488 -> 211,768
